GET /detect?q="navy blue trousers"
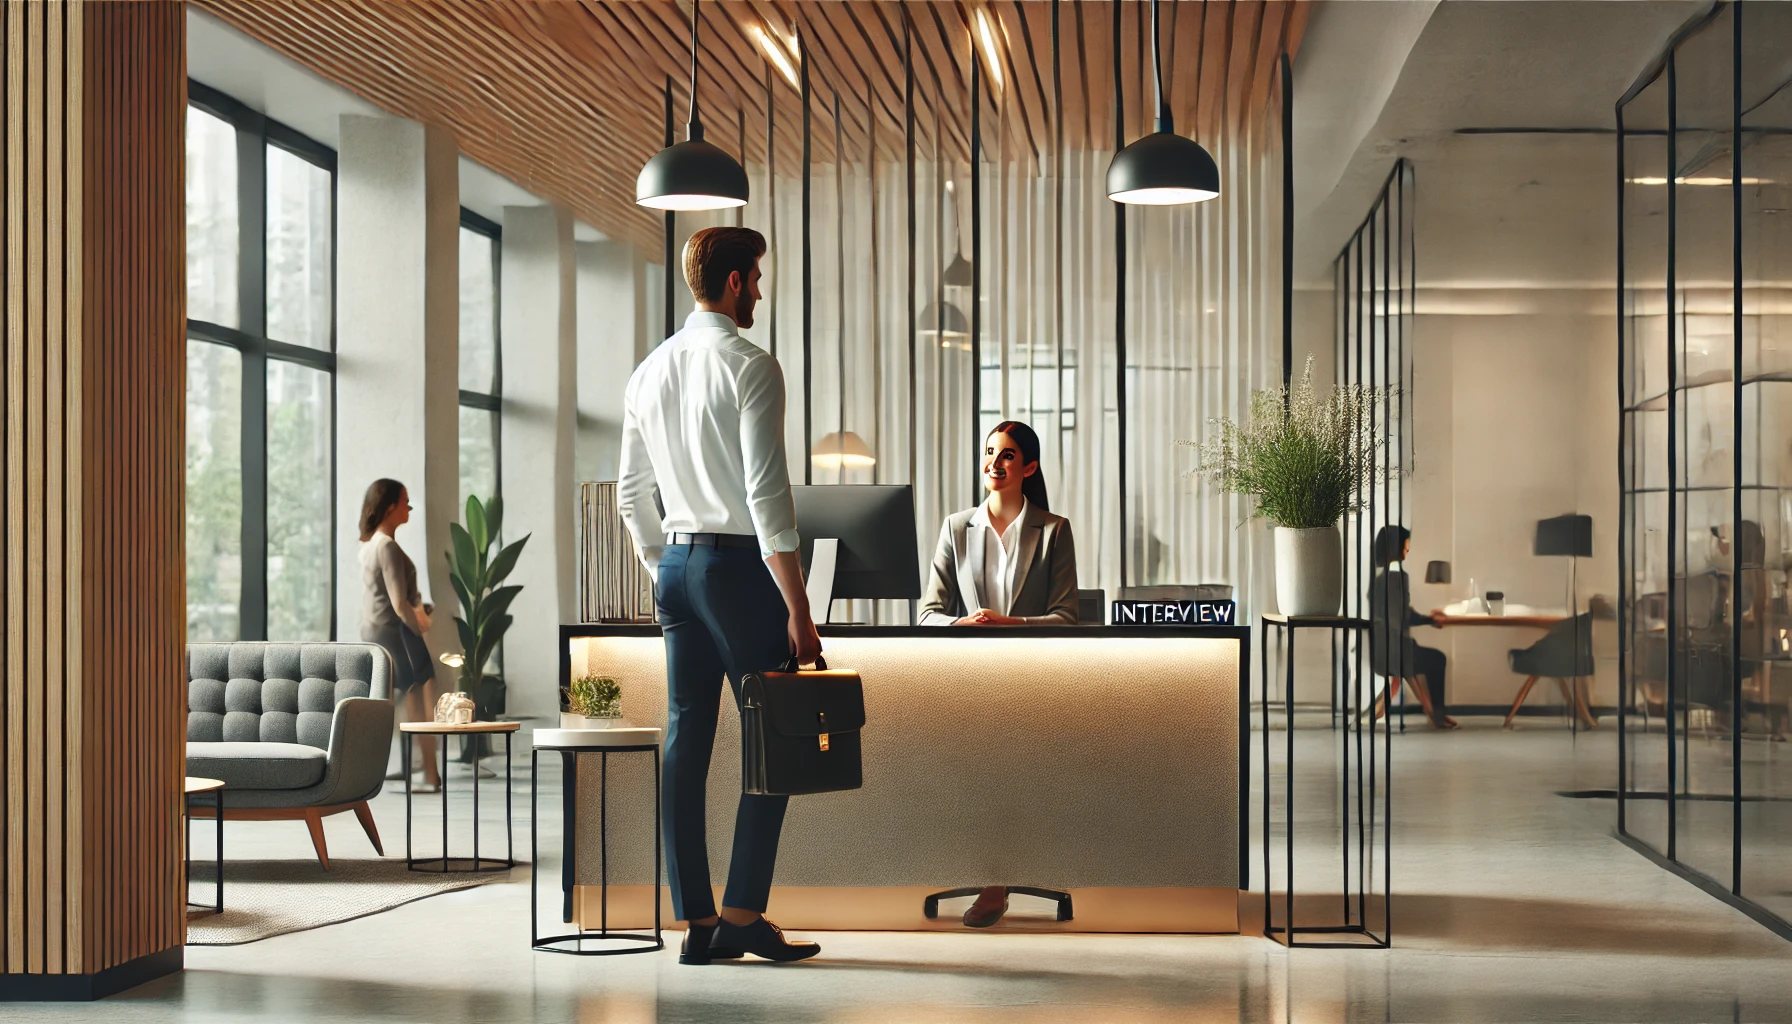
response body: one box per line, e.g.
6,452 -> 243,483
656,542 -> 792,921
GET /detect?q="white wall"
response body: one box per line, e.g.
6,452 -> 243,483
334,116 -> 460,662
1409,305 -> 1619,708
575,240 -> 651,485
499,205 -> 578,719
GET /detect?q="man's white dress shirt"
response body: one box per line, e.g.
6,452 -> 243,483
617,311 -> 800,577
969,497 -> 1027,616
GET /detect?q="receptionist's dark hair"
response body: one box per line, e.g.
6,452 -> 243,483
1373,525 -> 1411,568
988,420 -> 1049,513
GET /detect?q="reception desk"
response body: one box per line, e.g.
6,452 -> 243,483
557,623 -> 1249,933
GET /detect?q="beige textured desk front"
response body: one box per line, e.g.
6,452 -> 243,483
563,632 -> 1244,932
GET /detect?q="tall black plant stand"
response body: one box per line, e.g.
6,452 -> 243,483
1261,613 -> 1392,948
531,726 -> 663,956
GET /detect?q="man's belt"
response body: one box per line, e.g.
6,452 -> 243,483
669,532 -> 759,550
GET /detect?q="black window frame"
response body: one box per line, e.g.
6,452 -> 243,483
458,207 -> 503,502
187,79 -> 338,641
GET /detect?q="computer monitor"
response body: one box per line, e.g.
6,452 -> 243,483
790,485 -> 921,615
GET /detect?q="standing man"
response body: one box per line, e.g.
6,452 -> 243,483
618,226 -> 823,965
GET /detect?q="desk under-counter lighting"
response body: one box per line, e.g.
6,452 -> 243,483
556,623 -> 1250,933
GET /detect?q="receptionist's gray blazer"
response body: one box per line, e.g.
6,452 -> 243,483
918,502 -> 1079,625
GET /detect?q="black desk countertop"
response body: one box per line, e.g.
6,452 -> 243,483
562,622 -> 1250,641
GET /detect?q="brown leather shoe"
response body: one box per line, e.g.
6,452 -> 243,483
963,886 -> 1009,928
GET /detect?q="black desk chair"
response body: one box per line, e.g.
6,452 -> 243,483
1504,613 -> 1596,729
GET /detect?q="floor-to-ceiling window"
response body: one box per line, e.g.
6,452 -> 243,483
458,209 -> 501,510
186,81 -> 336,642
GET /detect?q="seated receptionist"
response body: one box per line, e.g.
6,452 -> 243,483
917,421 -> 1068,627
916,419 -> 1078,930
919,419 -> 1079,627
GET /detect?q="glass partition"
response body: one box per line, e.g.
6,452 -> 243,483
1617,0 -> 1792,938
1737,0 -> 1792,928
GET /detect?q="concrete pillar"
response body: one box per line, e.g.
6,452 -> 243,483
334,116 -> 460,660
500,206 -> 578,718
575,240 -> 651,484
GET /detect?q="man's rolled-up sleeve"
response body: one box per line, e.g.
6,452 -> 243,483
737,355 -> 800,558
617,381 -> 665,578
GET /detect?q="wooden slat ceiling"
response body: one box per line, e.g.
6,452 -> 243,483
195,1 -> 1311,253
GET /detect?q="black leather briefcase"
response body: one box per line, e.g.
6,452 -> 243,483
740,656 -> 864,796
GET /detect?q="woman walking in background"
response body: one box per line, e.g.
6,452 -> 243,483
359,478 -> 442,790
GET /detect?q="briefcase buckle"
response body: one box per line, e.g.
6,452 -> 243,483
818,711 -> 830,751
819,733 -> 830,751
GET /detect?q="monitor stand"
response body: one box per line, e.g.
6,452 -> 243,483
805,538 -> 840,625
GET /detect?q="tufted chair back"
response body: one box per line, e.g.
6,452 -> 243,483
187,642 -> 393,750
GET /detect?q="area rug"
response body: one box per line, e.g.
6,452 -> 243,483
185,857 -> 517,945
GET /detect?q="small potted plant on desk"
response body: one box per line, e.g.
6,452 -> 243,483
1186,357 -> 1393,617
562,675 -> 624,729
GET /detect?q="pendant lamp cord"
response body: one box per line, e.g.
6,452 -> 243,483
688,0 -> 703,139
1151,0 -> 1169,133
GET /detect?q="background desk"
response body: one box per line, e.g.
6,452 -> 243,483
558,624 -> 1249,933
1433,612 -> 1564,631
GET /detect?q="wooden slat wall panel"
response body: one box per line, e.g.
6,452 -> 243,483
193,1 -> 1309,258
5,0 -> 29,976
0,0 -> 183,980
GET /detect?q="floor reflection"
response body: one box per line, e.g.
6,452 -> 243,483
8,727 -> 1791,1024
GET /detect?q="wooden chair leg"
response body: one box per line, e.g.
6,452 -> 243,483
1370,678 -> 1402,721
1505,676 -> 1541,729
1408,677 -> 1443,723
353,801 -> 385,856
304,809 -> 331,870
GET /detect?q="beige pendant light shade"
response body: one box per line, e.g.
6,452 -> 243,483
918,299 -> 971,348
811,431 -> 876,470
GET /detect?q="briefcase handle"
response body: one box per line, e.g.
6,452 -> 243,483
778,654 -> 828,673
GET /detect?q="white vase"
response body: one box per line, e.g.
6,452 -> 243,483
560,713 -> 620,730
1275,525 -> 1341,617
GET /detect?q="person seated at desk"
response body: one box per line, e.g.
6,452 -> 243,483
916,419 -> 1077,930
919,420 -> 1079,628
1369,525 -> 1456,730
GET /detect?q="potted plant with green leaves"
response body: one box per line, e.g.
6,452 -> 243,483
1187,357 -> 1394,617
445,494 -> 530,722
562,675 -> 623,729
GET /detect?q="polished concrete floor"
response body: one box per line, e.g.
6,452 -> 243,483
22,719 -> 1792,1023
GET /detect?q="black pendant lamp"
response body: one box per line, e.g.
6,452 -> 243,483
1106,0 -> 1219,206
637,0 -> 748,211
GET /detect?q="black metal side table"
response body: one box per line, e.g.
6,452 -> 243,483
1260,613 -> 1391,948
531,726 -> 663,956
401,720 -> 519,873
184,776 -> 225,914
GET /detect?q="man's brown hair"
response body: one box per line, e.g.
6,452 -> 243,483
683,226 -> 766,303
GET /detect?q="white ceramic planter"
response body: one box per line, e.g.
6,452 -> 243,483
1275,525 -> 1341,617
560,713 -> 621,730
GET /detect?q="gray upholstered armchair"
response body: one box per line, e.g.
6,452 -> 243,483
186,642 -> 396,869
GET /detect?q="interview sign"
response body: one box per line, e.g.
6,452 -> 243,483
1110,599 -> 1237,626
